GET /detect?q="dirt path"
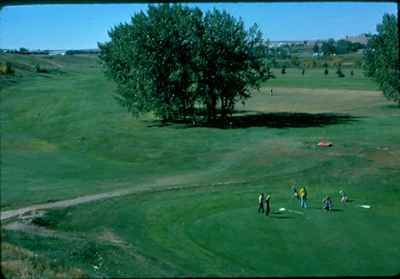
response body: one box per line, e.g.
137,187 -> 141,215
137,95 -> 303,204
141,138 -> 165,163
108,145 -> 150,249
1,179 -> 254,222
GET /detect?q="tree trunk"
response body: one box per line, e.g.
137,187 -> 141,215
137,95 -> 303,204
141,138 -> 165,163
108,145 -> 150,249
207,94 -> 217,122
220,96 -> 228,125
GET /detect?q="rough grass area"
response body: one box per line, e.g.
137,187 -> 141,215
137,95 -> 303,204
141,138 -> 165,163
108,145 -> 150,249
0,241 -> 87,279
1,54 -> 399,277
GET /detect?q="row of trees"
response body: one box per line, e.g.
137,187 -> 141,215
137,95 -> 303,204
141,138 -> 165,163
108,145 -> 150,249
313,39 -> 365,56
274,64 -> 352,78
273,56 -> 362,69
99,4 -> 268,122
6,47 -> 33,54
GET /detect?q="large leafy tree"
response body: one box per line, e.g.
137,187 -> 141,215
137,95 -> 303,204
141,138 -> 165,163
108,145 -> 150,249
198,9 -> 267,121
363,14 -> 399,105
98,4 -> 203,120
99,4 -> 268,123
312,43 -> 319,53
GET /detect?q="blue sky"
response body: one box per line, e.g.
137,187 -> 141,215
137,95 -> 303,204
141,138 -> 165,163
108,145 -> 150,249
0,2 -> 397,50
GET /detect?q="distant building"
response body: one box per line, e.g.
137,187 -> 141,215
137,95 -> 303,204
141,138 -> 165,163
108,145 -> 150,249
344,33 -> 369,45
312,52 -> 323,57
269,40 -> 305,48
270,39 -> 327,48
306,40 -> 324,47
30,49 -> 50,55
48,50 -> 66,56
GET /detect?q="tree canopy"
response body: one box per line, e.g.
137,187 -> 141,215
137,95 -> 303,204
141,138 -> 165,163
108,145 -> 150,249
321,39 -> 336,56
363,14 -> 399,105
98,4 -> 268,123
312,43 -> 319,53
319,39 -> 364,56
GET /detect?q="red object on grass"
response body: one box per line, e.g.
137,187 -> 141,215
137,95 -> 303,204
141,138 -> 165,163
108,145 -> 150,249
317,141 -> 333,147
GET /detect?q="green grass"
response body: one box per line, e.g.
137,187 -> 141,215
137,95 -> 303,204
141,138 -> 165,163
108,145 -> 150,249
1,54 -> 400,277
265,67 -> 379,91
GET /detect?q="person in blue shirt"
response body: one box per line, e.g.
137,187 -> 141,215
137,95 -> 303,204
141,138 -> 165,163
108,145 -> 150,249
323,196 -> 333,211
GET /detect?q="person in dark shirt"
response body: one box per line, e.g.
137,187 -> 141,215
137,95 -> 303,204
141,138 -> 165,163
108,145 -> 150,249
323,196 -> 333,211
265,194 -> 271,216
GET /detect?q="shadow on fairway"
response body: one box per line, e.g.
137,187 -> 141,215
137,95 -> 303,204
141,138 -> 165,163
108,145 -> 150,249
148,112 -> 359,129
270,215 -> 294,219
330,208 -> 344,212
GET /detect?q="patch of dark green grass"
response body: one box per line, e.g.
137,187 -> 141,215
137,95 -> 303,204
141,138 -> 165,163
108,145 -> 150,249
31,209 -> 69,228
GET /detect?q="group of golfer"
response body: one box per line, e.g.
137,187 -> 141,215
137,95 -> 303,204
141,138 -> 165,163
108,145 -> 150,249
258,185 -> 349,215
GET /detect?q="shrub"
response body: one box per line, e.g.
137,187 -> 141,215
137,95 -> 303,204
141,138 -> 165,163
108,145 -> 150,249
35,64 -> 49,73
0,62 -> 15,75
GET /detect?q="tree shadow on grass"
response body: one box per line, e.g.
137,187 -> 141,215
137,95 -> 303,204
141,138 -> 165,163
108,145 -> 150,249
382,104 -> 400,110
224,112 -> 358,129
148,112 -> 360,129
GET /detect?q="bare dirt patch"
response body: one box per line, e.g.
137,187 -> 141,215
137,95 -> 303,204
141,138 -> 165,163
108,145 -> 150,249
366,148 -> 400,168
97,229 -> 126,245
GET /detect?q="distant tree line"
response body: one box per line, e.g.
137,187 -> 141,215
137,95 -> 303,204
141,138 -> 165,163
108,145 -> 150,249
1,48 -> 35,54
99,4 -> 269,123
1,48 -> 49,55
0,48 -> 100,55
315,39 -> 365,56
65,49 -> 100,55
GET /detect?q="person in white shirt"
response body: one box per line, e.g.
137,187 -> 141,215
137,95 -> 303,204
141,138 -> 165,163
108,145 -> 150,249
339,190 -> 349,203
258,193 -> 265,213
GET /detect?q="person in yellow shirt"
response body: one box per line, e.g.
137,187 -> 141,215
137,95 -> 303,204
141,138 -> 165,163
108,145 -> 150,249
298,186 -> 308,208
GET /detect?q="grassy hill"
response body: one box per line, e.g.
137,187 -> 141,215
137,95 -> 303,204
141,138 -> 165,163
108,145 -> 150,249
1,54 -> 399,277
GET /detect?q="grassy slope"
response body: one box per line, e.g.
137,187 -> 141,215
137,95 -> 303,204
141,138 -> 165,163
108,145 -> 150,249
1,54 -> 400,277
